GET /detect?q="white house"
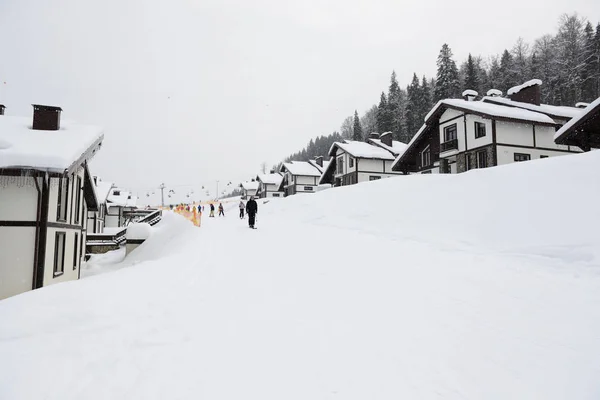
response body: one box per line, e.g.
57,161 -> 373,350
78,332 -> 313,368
105,188 -> 129,228
278,160 -> 323,196
0,104 -> 103,300
241,180 -> 259,199
256,172 -> 284,198
554,97 -> 600,151
392,91 -> 582,175
87,177 -> 113,234
320,132 -> 406,187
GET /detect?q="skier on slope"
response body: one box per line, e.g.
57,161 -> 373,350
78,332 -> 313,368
239,200 -> 245,219
209,203 -> 215,217
246,196 -> 258,229
218,203 -> 225,217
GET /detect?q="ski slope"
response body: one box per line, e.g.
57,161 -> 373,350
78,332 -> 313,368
1,152 -> 600,399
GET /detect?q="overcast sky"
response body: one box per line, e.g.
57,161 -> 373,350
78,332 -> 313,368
0,0 -> 598,202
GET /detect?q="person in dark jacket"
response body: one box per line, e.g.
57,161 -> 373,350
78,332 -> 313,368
246,196 -> 258,228
209,203 -> 215,217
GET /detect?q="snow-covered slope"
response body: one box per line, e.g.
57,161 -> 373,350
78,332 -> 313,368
1,152 -> 600,400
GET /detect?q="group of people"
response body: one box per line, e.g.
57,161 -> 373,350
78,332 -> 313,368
208,203 -> 225,217
239,197 -> 258,229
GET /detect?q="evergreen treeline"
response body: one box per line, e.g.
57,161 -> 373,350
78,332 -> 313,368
282,13 -> 600,163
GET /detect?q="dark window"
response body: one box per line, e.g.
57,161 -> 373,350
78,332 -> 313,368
113,190 -> 120,196
57,177 -> 70,221
337,156 -> 344,174
465,154 -> 472,171
272,193 -> 280,197
73,233 -> 79,270
444,124 -> 457,142
54,232 -> 66,276
475,121 -> 486,138
514,153 -> 531,162
369,176 -> 381,181
540,155 -> 549,159
304,186 -> 313,191
75,176 -> 82,224
349,157 -> 354,168
476,150 -> 487,168
80,233 -> 84,264
440,158 -> 450,173
421,170 -> 432,174
421,146 -> 431,167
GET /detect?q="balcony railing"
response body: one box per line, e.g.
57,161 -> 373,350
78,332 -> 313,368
440,139 -> 458,152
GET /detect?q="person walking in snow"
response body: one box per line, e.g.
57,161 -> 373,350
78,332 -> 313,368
209,203 -> 215,217
218,203 -> 225,217
239,200 -> 245,219
246,196 -> 258,229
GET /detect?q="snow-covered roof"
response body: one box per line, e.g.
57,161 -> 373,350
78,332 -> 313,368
329,140 -> 396,160
424,99 -> 556,125
462,89 -> 478,97
507,79 -> 542,95
369,139 -> 409,157
256,173 -> 283,186
482,96 -> 581,120
576,102 -> 590,108
94,180 -> 114,204
307,159 -> 330,173
241,181 -> 259,191
0,115 -> 104,172
554,97 -> 600,142
487,89 -> 503,97
107,188 -> 130,207
281,161 -> 322,177
125,195 -> 138,208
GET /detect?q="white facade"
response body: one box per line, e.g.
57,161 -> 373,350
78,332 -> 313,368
332,146 -> 402,185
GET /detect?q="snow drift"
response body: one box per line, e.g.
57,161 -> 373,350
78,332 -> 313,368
1,151 -> 600,400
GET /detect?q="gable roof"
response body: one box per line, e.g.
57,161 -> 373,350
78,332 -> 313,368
307,159 -> 330,173
280,161 -> 322,177
256,173 -> 283,186
0,115 -> 104,174
328,140 -> 396,160
368,138 -> 409,157
554,97 -> 600,149
107,188 -> 130,207
94,179 -> 114,204
241,181 -> 259,191
482,96 -> 581,120
391,123 -> 432,171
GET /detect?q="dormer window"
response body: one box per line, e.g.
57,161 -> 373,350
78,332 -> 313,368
113,190 -> 120,196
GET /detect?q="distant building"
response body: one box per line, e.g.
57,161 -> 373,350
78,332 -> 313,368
87,177 -> 113,234
278,159 -> 325,196
320,132 -> 406,187
241,180 -> 259,199
0,105 -> 103,300
256,172 -> 284,198
554,97 -> 600,151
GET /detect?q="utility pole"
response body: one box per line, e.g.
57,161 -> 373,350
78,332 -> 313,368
159,183 -> 166,207
216,180 -> 220,200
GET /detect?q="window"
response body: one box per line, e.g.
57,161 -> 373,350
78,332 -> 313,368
440,158 -> 450,174
304,186 -> 313,191
514,153 -> 531,162
475,121 -> 486,138
337,156 -> 344,174
57,177 -> 70,221
272,193 -> 280,197
73,233 -> 79,270
369,176 -> 381,181
54,232 -> 66,276
421,170 -> 432,174
421,146 -> 431,167
465,154 -> 472,171
113,190 -> 120,196
540,155 -> 549,159
291,175 -> 294,183
74,176 -> 82,224
476,150 -> 487,168
443,124 -> 457,142
349,157 -> 354,168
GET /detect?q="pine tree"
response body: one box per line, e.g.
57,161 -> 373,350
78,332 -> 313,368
421,76 -> 432,113
512,37 -> 530,82
464,54 -> 480,91
434,44 -> 461,100
377,92 -> 393,133
498,49 -> 518,93
340,115 -> 354,139
387,71 -> 407,141
405,73 -> 422,137
360,105 -> 378,137
352,110 -> 363,141
581,21 -> 598,102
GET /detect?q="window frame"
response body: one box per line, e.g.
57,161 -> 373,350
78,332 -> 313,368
303,186 -> 314,191
514,153 -> 531,162
74,176 -> 82,224
337,156 -> 344,175
474,121 -> 486,138
54,232 -> 66,277
443,124 -> 457,142
540,155 -> 549,159
349,157 -> 354,168
421,145 -> 431,167
476,150 -> 487,169
465,154 -> 472,171
56,177 -> 70,222
369,176 -> 381,181
73,232 -> 79,270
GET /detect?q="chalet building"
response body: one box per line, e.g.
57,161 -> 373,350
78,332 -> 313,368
87,177 -> 113,234
105,188 -> 129,228
0,105 -> 103,300
256,172 -> 284,198
554,97 -> 600,151
241,180 -> 259,199
320,132 -> 406,186
392,91 -> 582,175
278,158 -> 326,196
481,80 -> 581,126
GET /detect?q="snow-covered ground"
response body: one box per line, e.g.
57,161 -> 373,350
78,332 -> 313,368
1,152 -> 600,399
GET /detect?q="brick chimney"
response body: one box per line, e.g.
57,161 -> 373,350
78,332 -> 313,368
380,131 -> 393,147
0,105 -> 5,115
508,79 -> 542,105
367,132 -> 380,141
315,156 -> 323,167
32,104 -> 62,131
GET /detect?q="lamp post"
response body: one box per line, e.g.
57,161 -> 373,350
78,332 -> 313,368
159,183 -> 166,207
216,180 -> 220,200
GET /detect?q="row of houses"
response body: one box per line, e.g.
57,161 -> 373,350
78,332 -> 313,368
241,80 -> 599,199
0,104 -> 157,300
